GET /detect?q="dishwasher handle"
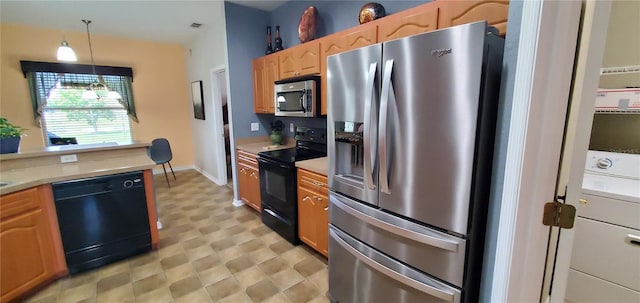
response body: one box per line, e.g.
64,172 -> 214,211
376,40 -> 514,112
52,171 -> 144,201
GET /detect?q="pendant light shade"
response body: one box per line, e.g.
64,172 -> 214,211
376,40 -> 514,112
57,39 -> 77,62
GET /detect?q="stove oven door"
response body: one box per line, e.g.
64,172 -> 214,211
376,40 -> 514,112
258,156 -> 299,244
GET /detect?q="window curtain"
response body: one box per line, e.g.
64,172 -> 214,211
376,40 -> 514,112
21,61 -> 137,126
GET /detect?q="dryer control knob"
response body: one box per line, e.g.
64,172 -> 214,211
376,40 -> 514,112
596,158 -> 613,169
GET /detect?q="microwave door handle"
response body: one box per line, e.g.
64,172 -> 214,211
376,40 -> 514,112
364,62 -> 378,191
379,59 -> 393,194
299,90 -> 307,113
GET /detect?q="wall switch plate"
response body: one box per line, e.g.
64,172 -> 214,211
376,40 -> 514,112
251,123 -> 259,132
60,154 -> 78,163
290,123 -> 295,133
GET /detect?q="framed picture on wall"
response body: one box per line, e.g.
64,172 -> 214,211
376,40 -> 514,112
192,80 -> 205,120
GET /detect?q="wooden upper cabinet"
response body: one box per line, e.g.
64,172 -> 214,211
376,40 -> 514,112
320,23 -> 377,115
264,54 -> 279,113
279,40 -> 320,79
436,0 -> 510,36
252,57 -> 266,113
1,185 -> 66,303
376,3 -> 438,43
252,54 -> 278,114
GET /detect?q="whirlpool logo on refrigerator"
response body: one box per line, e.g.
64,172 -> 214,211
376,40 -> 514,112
431,48 -> 452,57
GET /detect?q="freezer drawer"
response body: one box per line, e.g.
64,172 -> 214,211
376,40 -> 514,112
566,269 -> 640,303
570,217 -> 640,291
329,227 -> 461,303
330,192 -> 466,287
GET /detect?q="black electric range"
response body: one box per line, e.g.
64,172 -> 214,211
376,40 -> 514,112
257,127 -> 326,244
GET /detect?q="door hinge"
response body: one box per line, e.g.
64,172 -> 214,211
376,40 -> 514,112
542,201 -> 576,229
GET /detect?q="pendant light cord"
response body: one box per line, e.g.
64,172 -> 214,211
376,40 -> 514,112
82,19 -> 97,76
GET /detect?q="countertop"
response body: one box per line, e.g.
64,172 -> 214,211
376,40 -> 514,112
0,142 -> 154,195
236,140 -> 295,155
0,141 -> 151,160
296,157 -> 328,176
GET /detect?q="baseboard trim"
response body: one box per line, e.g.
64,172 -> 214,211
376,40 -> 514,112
193,167 -> 226,186
152,165 -> 195,175
232,199 -> 245,207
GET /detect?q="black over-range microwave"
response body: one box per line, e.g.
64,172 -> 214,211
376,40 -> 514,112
274,75 -> 320,117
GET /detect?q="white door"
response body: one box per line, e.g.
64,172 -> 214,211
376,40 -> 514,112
485,1 -> 612,302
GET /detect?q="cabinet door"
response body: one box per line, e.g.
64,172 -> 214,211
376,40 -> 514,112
298,187 -> 319,249
237,163 -> 251,207
247,166 -> 261,211
296,41 -> 320,76
316,194 -> 329,257
263,54 -> 279,113
320,24 -> 377,115
1,186 -> 66,303
436,0 -> 510,36
278,48 -> 297,79
377,3 -> 438,43
252,57 -> 266,113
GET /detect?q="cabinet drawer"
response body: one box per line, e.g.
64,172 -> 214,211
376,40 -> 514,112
579,192 -> 640,230
570,217 -> 640,291
298,169 -> 328,194
566,269 -> 640,303
236,150 -> 258,167
0,188 -> 41,220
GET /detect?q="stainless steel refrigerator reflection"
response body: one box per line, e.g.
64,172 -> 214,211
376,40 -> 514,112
327,21 -> 504,303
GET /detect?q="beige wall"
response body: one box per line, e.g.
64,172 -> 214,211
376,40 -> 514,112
0,23 -> 194,167
598,0 -> 640,88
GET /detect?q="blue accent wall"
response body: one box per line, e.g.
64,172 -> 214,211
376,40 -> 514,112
224,2 -> 270,139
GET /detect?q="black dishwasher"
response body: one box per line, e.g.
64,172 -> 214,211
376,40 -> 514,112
52,171 -> 151,274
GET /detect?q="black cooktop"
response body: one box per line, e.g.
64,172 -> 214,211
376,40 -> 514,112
258,126 -> 326,164
259,147 -> 326,164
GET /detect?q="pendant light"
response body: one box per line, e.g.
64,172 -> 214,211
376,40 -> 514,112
56,35 -> 77,62
81,19 -> 122,100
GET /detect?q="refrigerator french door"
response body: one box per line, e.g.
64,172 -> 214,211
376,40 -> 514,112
327,21 -> 504,303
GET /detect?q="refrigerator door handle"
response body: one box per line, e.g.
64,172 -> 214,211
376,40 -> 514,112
379,59 -> 394,194
333,195 -> 459,252
332,229 -> 457,302
363,62 -> 378,190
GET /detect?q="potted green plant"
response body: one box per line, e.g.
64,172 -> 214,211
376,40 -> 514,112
270,120 -> 284,145
0,118 -> 26,154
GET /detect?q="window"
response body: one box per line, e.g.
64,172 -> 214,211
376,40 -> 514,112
21,61 -> 137,146
43,82 -> 132,145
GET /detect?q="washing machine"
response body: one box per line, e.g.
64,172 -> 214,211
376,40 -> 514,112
565,150 -> 640,302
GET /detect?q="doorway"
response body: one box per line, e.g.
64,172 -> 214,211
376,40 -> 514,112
545,1 -> 640,301
211,68 -> 232,185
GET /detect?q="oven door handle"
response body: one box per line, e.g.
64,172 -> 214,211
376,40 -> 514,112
258,157 -> 292,169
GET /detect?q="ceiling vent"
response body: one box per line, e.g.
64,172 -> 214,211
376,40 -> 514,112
190,23 -> 203,28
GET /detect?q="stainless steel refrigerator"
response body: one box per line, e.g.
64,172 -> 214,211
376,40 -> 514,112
327,21 -> 504,303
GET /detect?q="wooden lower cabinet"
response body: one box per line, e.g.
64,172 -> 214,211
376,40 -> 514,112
237,150 -> 261,211
0,185 -> 66,303
297,168 -> 328,257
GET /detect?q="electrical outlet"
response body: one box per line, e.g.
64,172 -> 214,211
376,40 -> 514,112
60,154 -> 78,163
251,123 -> 259,132
290,123 -> 295,133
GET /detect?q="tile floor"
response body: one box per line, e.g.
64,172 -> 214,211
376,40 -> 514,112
24,170 -> 329,303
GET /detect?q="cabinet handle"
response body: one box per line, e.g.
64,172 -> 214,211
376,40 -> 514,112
324,207 -> 328,211
250,172 -> 258,179
626,234 -> 640,247
314,196 -> 323,201
303,196 -> 312,202
240,168 -> 247,174
312,180 -> 326,187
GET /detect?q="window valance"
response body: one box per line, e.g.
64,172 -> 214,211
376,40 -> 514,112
20,60 -> 133,79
